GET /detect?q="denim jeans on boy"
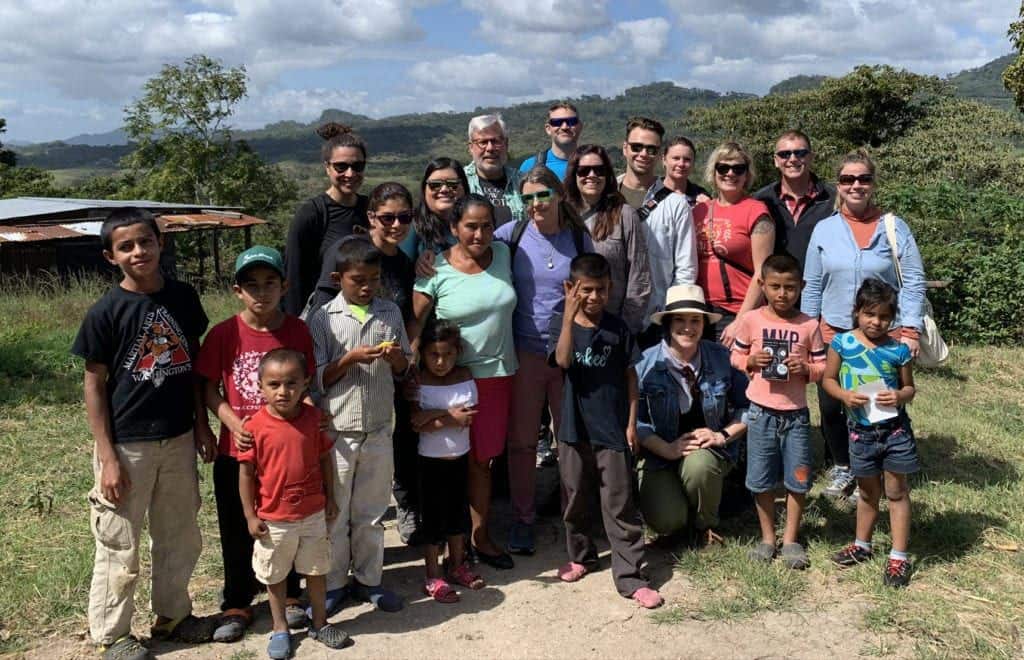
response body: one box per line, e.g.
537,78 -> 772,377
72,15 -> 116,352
744,403 -> 813,494
847,414 -> 920,478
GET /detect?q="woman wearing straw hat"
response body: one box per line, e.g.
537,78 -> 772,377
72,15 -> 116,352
635,284 -> 750,546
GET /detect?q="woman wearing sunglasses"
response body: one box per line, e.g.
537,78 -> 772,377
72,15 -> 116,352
494,166 -> 593,555
692,142 -> 774,345
565,145 -> 652,334
283,122 -> 370,315
802,149 -> 926,503
401,157 -> 471,260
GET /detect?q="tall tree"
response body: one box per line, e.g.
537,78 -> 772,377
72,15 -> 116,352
1004,2 -> 1024,112
0,118 -> 17,167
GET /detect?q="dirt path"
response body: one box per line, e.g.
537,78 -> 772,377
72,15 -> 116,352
32,470 -> 893,659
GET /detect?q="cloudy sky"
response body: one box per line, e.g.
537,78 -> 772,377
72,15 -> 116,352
0,0 -> 1018,143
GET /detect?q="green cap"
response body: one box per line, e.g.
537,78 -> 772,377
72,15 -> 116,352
234,246 -> 285,281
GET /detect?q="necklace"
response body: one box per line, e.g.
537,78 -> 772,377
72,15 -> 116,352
545,242 -> 555,269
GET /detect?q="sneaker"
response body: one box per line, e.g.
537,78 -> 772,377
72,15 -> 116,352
507,521 -> 536,555
212,609 -> 251,643
351,581 -> 404,612
822,466 -> 855,499
831,543 -> 874,567
847,486 -> 862,506
103,636 -> 151,660
883,557 -> 912,588
536,430 -> 556,467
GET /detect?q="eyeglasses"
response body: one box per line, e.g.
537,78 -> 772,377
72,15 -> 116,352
576,165 -> 608,178
838,174 -> 875,186
329,160 -> 366,174
470,137 -> 506,148
628,142 -> 659,156
715,162 -> 749,176
548,116 -> 580,128
426,179 -> 462,192
372,211 -> 416,226
520,189 -> 554,206
775,148 -> 810,160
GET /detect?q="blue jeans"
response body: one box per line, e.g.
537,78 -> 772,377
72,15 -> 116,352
744,403 -> 812,494
847,414 -> 919,477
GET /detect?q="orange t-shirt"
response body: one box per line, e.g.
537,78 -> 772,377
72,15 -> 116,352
238,404 -> 334,521
693,197 -> 771,313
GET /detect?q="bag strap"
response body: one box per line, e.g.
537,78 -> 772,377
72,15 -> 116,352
882,212 -> 905,288
509,217 -> 586,261
636,185 -> 673,220
536,149 -> 548,167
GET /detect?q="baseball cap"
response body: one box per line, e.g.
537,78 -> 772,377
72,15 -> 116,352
234,245 -> 285,281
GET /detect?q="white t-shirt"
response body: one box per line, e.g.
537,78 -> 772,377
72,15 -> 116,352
417,379 -> 477,458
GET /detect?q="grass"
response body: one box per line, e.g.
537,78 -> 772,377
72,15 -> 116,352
0,276 -> 1022,657
655,347 -> 1024,658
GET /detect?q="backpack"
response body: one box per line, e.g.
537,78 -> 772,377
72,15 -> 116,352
635,185 -> 674,221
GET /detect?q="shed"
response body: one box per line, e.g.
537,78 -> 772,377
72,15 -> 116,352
0,197 -> 266,281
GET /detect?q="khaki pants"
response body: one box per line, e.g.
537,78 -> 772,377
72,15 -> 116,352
637,448 -> 732,536
87,431 -> 201,645
327,427 -> 393,591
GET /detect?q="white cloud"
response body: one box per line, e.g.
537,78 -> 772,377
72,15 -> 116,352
463,0 -> 610,33
409,53 -> 540,96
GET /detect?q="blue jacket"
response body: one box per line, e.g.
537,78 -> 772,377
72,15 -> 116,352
801,212 -> 926,331
635,340 -> 749,468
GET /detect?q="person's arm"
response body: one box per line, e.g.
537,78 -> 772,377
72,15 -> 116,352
84,362 -> 131,504
204,379 -> 255,452
239,460 -> 268,538
620,207 -> 653,334
736,215 -> 774,316
802,325 -> 828,384
876,353 -> 916,408
635,376 -> 685,460
894,222 -> 926,357
407,290 -> 435,356
319,451 -> 338,523
283,200 -> 319,316
822,347 -> 869,408
801,230 -> 824,319
189,336 -> 217,463
671,201 -> 698,285
554,284 -> 582,369
626,367 -> 640,454
383,316 -> 411,375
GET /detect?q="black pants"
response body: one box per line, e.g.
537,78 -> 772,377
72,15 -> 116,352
418,454 -> 471,545
817,383 -> 850,467
214,455 -> 301,610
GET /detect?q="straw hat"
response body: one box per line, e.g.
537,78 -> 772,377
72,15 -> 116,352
649,284 -> 723,325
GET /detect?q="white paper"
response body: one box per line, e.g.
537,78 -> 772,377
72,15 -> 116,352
855,380 -> 899,423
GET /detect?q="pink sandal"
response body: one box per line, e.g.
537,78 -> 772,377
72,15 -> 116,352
558,562 -> 588,582
423,578 -> 459,603
631,586 -> 663,609
447,561 -> 485,590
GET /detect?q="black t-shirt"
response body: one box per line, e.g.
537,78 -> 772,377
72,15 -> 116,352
478,175 -> 513,227
547,311 -> 639,451
305,239 -> 415,322
683,180 -> 710,207
283,193 -> 369,315
71,279 -> 209,443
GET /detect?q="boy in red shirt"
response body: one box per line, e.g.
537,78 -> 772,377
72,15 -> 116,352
196,246 -> 316,641
731,253 -> 825,569
239,349 -> 347,657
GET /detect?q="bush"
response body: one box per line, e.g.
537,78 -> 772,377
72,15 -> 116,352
879,183 -> 1024,345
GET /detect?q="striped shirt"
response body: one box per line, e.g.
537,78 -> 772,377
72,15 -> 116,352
308,294 -> 411,433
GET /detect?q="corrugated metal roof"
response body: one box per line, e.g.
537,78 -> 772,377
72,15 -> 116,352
0,197 -> 242,222
0,212 -> 265,244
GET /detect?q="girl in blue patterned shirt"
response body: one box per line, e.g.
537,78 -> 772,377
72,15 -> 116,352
822,279 -> 918,588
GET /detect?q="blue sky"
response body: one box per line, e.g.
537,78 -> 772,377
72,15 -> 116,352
0,0 -> 1018,143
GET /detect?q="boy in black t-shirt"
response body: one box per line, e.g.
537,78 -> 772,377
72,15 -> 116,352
547,253 -> 663,609
71,208 -> 216,660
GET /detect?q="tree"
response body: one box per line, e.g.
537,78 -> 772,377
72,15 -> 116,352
0,118 -> 17,167
1004,2 -> 1024,112
0,164 -> 58,198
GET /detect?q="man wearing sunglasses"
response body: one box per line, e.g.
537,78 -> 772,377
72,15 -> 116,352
518,102 -> 583,181
754,130 -> 835,274
464,113 -> 524,227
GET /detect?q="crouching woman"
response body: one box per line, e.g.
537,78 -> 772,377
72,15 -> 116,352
635,284 -> 749,546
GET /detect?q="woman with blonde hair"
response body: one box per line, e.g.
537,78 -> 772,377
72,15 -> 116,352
692,142 -> 775,345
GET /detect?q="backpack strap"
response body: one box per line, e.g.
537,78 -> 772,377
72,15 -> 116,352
636,185 -> 673,220
536,149 -> 548,167
508,218 -> 530,261
882,212 -> 904,288
571,225 -> 585,256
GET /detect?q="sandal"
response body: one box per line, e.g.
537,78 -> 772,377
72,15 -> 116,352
557,562 -> 588,583
102,635 -> 151,660
631,586 -> 664,609
212,608 -> 251,643
266,631 -> 292,659
423,577 -> 459,603
150,613 -> 217,643
308,623 -> 349,649
284,598 -> 308,629
447,561 -> 485,590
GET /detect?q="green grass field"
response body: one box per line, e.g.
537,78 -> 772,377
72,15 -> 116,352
0,277 -> 1021,657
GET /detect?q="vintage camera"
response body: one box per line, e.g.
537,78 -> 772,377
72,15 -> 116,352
761,338 -> 791,382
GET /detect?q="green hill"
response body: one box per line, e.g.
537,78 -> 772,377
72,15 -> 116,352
947,53 -> 1016,111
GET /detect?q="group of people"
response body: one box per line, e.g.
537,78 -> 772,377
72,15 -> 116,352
73,102 -> 929,660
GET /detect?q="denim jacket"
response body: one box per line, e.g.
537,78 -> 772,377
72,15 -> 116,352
635,340 -> 749,470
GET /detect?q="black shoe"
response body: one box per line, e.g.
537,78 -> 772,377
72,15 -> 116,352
473,545 -> 514,570
832,543 -> 873,568
883,557 -> 912,588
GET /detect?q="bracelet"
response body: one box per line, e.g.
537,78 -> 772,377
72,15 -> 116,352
719,428 -> 731,444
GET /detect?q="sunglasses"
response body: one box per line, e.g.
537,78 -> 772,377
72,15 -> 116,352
426,179 -> 462,192
715,162 -> 749,176
372,210 -> 416,226
329,160 -> 366,174
520,189 -> 554,206
776,148 -> 810,160
548,116 -> 580,128
838,174 -> 875,186
576,165 -> 608,178
470,137 -> 505,148
628,142 -> 659,156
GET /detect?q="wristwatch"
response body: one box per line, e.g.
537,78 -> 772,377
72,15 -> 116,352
719,428 -> 731,444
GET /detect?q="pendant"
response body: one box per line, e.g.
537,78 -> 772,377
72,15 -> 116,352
546,257 -> 554,269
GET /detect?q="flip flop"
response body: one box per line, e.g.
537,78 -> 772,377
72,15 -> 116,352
557,562 -> 588,583
423,577 -> 459,603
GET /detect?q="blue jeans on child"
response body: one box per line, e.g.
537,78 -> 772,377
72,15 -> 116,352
744,403 -> 813,494
847,414 -> 920,477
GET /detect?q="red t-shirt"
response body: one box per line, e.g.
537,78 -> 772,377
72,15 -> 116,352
693,197 -> 771,313
237,404 -> 334,522
196,314 -> 316,457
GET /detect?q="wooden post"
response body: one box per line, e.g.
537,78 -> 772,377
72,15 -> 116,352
212,229 -> 222,281
196,233 -> 206,294
244,226 -> 253,249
